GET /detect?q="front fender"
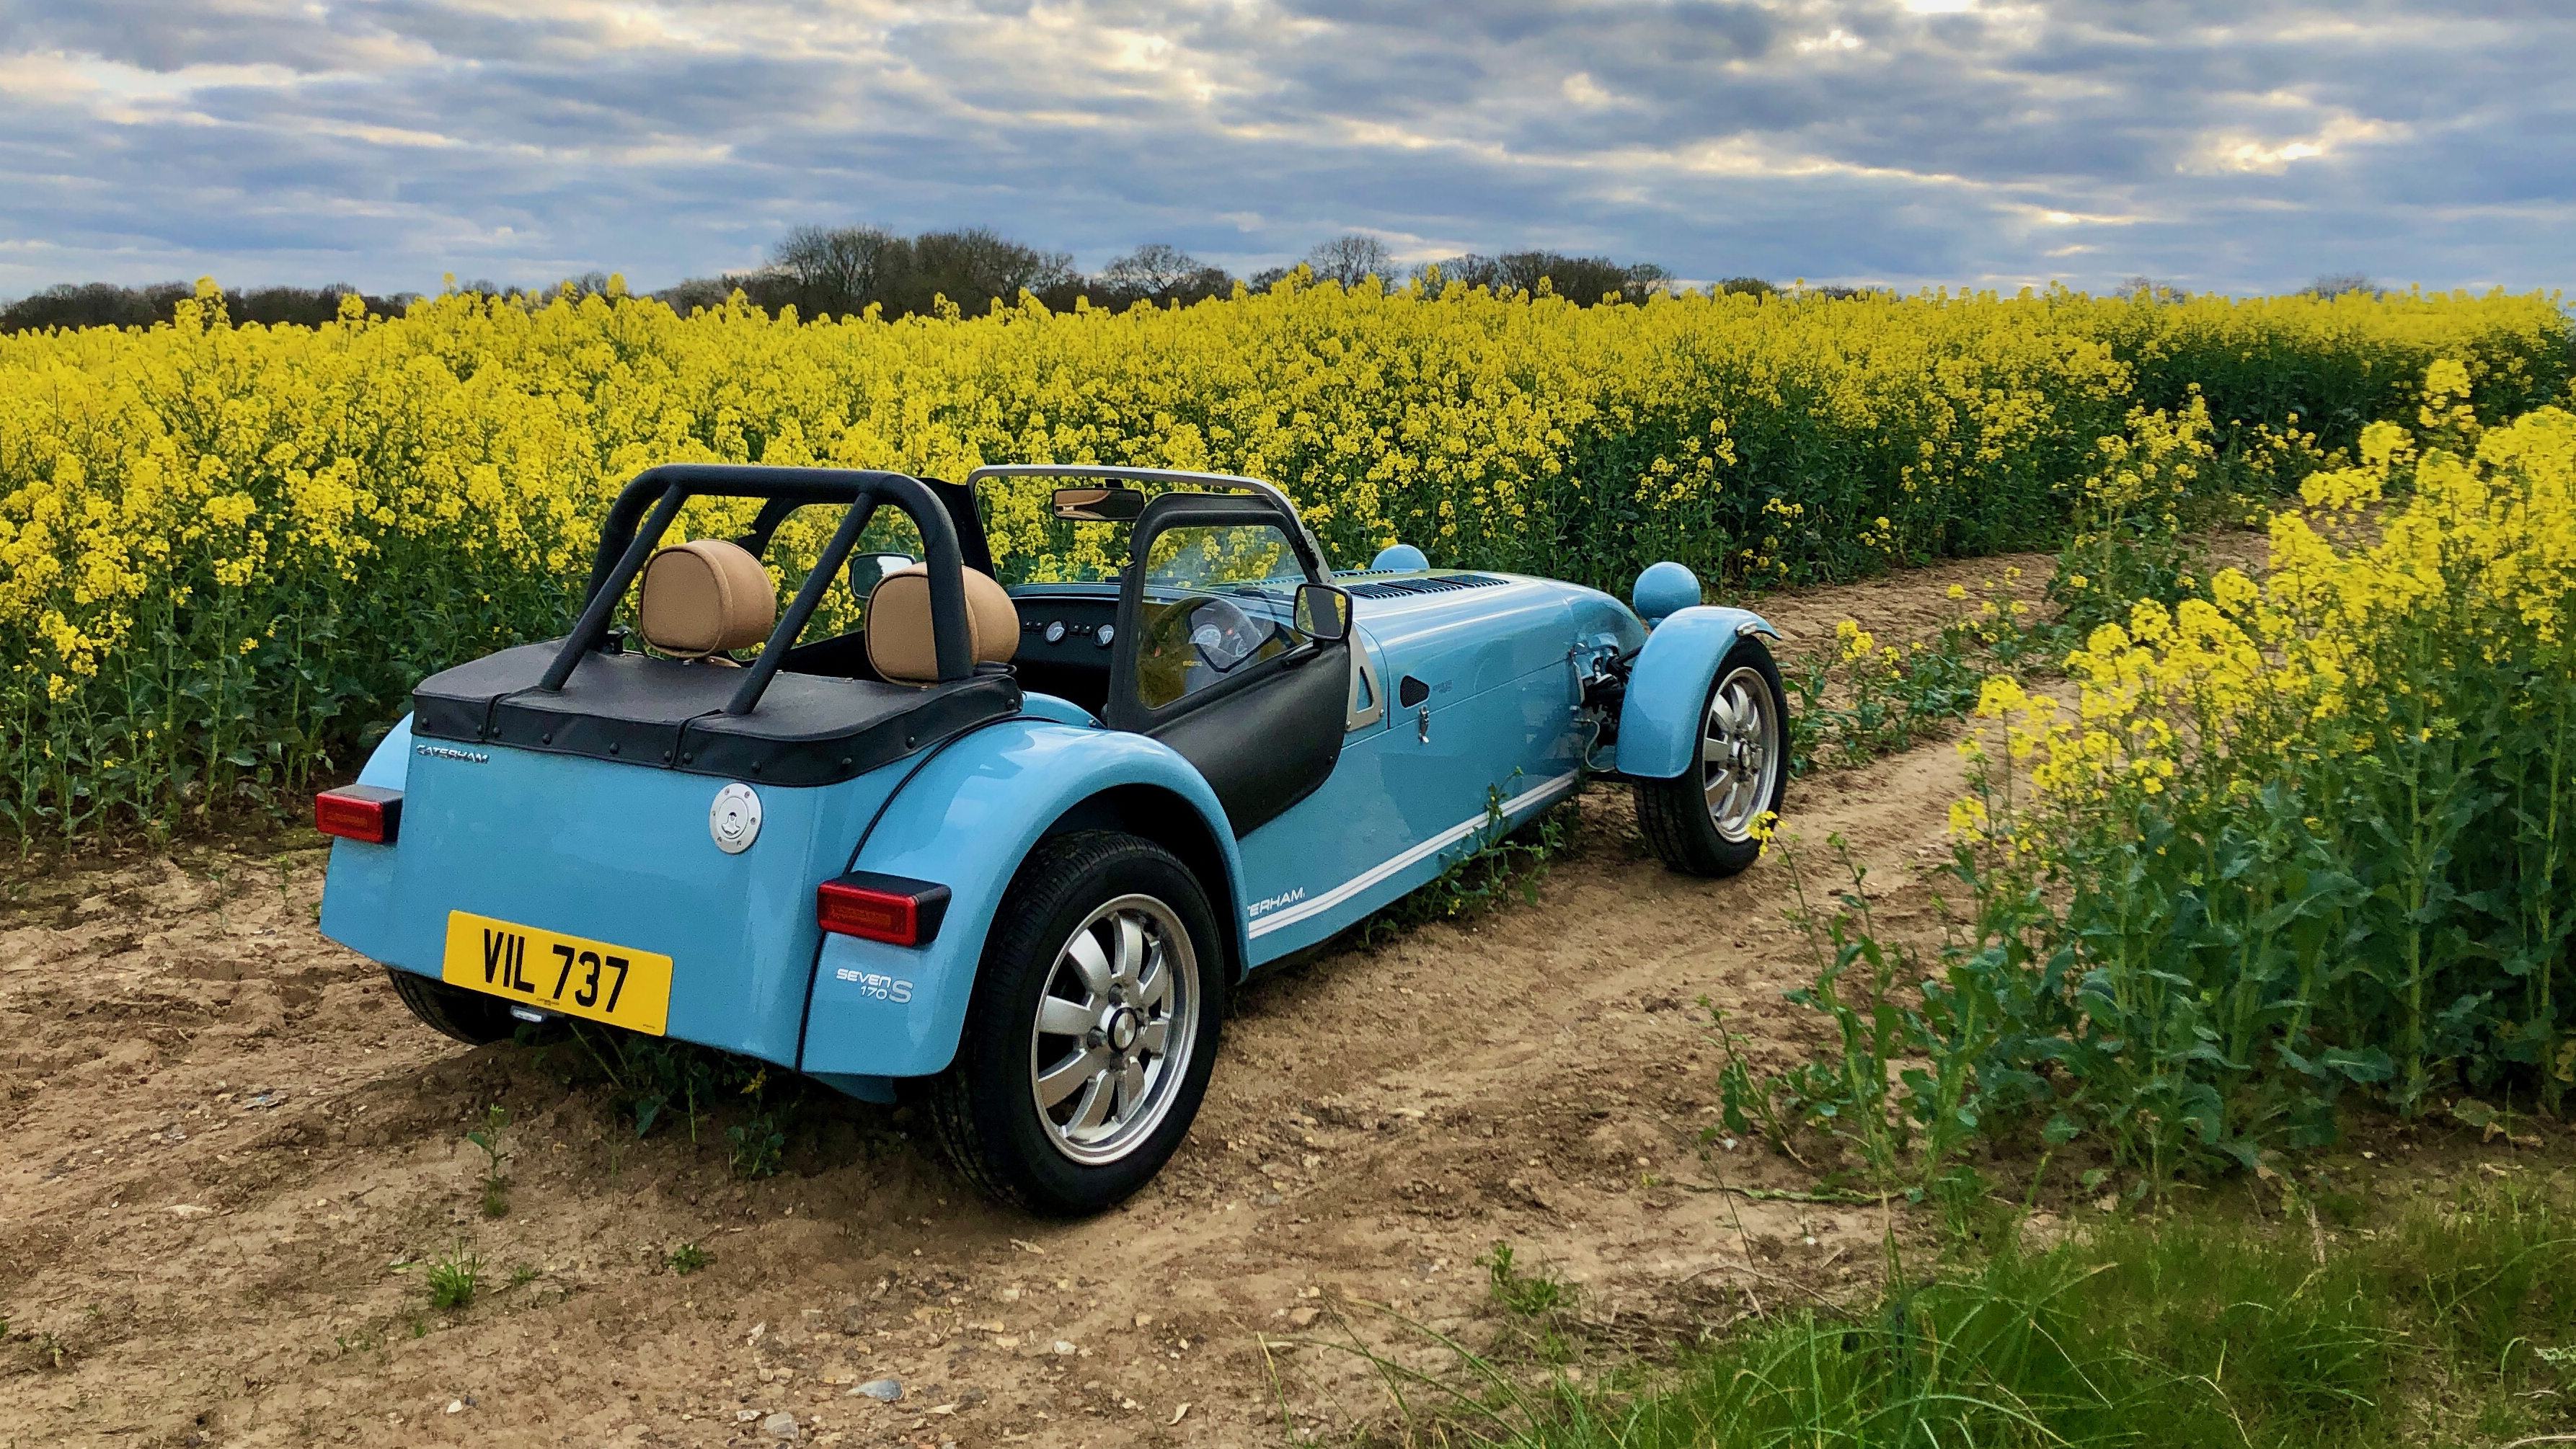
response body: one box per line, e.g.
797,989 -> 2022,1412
1616,606 -> 1780,779
797,721 -> 1244,1081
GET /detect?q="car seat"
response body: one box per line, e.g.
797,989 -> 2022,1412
637,539 -> 776,664
866,562 -> 1019,684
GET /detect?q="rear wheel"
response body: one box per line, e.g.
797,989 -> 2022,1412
385,965 -> 518,1045
1632,639 -> 1788,878
927,831 -> 1226,1215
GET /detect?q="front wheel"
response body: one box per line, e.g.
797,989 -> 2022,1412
1632,639 -> 1789,878
926,831 -> 1226,1215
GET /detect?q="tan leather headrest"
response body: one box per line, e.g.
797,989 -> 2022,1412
866,563 -> 1017,684
637,539 -> 776,658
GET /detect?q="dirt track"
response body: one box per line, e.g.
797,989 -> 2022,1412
0,555 -> 2052,1449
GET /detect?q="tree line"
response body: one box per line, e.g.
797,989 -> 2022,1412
660,226 -> 1760,321
0,281 -> 415,333
2116,272 -> 2386,304
0,228 -> 1773,333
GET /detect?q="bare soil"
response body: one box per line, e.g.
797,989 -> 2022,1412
0,558 -> 2039,1449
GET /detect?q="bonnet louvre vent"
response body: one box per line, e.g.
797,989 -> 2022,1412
1342,572 -> 1509,599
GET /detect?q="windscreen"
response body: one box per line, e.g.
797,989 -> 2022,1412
1131,520 -> 1312,709
975,474 -> 1172,585
975,475 -> 1306,590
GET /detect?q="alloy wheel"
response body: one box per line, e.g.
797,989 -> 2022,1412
1700,665 -> 1781,842
1027,894 -> 1200,1166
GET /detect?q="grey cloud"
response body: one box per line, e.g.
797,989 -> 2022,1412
1,0 -> 2569,298
1,0 -> 404,74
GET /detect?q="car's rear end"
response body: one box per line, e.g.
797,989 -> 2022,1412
319,711 -> 933,1065
314,464 -> 1021,1071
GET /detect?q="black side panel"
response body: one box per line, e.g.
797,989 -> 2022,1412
1103,490 -> 1347,836
487,652 -> 739,766
1149,648 -> 1348,835
412,641 -> 564,742
414,646 -> 1021,786
680,673 -> 1021,786
777,631 -> 881,681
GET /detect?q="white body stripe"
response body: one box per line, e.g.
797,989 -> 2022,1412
1246,771 -> 1580,938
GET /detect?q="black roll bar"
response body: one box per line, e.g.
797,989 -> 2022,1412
732,496 -> 803,557
542,464 -> 975,712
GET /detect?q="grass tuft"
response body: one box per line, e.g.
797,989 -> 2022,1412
726,1115 -> 786,1179
465,1103 -> 511,1218
1482,1243 -> 1569,1319
425,1244 -> 482,1311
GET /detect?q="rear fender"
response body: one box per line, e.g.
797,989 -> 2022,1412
357,715 -> 415,789
317,715 -> 414,950
1616,606 -> 1781,779
798,722 -> 1243,1081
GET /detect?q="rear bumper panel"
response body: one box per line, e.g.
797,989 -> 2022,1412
322,735 -> 903,1066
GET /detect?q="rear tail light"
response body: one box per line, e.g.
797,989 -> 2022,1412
314,785 -> 403,843
818,872 -> 951,947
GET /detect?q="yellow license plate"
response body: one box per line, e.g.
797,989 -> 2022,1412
441,910 -> 674,1035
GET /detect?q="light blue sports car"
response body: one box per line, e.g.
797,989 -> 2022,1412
315,463 -> 1787,1213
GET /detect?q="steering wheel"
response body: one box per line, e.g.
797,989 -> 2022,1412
1187,597 -> 1267,674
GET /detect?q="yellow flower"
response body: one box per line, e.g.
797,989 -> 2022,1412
1975,675 -> 2030,719
1,287 -> 2564,838
1834,618 -> 1878,665
1947,797 -> 1989,836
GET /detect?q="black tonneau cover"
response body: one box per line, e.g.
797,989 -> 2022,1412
412,642 -> 1021,787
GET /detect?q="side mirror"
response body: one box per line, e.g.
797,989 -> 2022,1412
1294,582 -> 1353,642
1052,485 -> 1148,522
847,552 -> 918,596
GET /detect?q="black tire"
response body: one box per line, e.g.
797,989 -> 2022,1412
1632,638 -> 1789,879
385,965 -> 518,1045
926,830 -> 1226,1216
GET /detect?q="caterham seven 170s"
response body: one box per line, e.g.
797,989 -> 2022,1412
317,464 -> 1787,1213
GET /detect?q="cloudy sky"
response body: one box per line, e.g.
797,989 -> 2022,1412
1,0 -> 2567,298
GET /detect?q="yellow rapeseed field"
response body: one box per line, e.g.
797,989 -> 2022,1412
1949,365 -> 2576,1163
0,276 -> 2565,838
